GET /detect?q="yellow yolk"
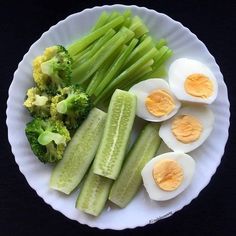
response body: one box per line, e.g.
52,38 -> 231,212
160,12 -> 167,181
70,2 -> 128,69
152,159 -> 183,191
145,89 -> 175,117
172,115 -> 203,144
184,73 -> 214,98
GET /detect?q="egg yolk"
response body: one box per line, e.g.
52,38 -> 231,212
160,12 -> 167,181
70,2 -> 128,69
172,115 -> 203,143
184,73 -> 214,98
145,89 -> 175,117
152,159 -> 183,191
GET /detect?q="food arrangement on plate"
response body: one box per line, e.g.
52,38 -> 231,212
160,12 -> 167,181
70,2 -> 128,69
22,10 -> 219,217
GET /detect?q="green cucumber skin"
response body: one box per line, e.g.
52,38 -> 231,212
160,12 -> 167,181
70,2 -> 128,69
93,89 -> 136,180
109,123 -> 161,208
76,166 -> 113,216
50,108 -> 106,194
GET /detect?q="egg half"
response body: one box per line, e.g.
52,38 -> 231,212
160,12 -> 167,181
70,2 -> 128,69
141,152 -> 195,201
168,58 -> 218,104
129,79 -> 181,122
159,105 -> 214,153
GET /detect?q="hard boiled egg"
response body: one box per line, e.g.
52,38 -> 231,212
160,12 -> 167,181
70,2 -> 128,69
168,58 -> 218,104
141,152 -> 195,201
159,105 -> 214,153
129,79 -> 181,122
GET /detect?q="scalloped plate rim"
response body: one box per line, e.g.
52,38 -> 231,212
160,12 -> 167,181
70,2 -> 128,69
6,4 -> 230,230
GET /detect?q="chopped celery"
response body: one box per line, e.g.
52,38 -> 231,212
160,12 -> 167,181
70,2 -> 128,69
94,38 -> 139,97
94,47 -> 158,105
156,38 -> 167,49
91,12 -> 109,31
71,30 -> 128,84
123,36 -> 154,69
86,46 -> 124,95
67,15 -> 124,57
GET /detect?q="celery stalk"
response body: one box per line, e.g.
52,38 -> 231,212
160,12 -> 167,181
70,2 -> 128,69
71,31 -> 127,84
94,47 -> 158,105
94,38 -> 139,96
123,36 -> 154,69
91,12 -> 109,31
67,15 -> 124,56
86,46 -> 125,95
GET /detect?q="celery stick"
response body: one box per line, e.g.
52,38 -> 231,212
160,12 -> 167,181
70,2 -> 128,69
129,16 -> 149,38
94,47 -> 157,105
154,49 -> 173,68
120,66 -> 153,91
67,15 -> 124,56
86,46 -> 124,95
156,38 -> 167,49
119,60 -> 154,91
71,31 -> 127,84
91,12 -> 109,31
109,123 -> 161,208
77,28 -> 116,67
94,38 -> 139,97
123,36 -> 154,69
72,43 -> 95,68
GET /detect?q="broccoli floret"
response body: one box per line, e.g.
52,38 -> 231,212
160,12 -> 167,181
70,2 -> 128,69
50,85 -> 91,131
33,45 -> 72,94
25,118 -> 71,163
24,87 -> 51,118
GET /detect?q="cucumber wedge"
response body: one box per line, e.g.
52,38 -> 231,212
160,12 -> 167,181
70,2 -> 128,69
109,123 -> 161,208
50,108 -> 106,194
76,166 -> 113,216
93,89 -> 136,180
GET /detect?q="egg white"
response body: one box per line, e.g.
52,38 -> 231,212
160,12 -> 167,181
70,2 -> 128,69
168,58 -> 218,104
141,152 -> 195,201
159,105 -> 214,153
129,79 -> 181,122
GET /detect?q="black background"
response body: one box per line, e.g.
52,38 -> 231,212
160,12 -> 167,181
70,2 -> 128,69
1,0 -> 236,235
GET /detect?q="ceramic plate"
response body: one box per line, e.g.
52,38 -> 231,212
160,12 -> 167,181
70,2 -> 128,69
6,4 -> 230,230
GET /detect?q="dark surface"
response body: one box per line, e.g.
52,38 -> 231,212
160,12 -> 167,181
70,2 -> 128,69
1,0 -> 236,235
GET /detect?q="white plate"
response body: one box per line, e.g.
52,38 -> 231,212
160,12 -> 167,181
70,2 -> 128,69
6,4 -> 230,230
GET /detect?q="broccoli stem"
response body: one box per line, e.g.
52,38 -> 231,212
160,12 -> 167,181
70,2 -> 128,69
93,38 -> 138,97
67,15 -> 124,57
71,30 -> 130,84
38,131 -> 66,145
93,47 -> 158,105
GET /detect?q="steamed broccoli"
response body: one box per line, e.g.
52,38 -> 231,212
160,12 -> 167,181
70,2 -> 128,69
33,45 -> 72,94
25,118 -> 71,163
24,87 -> 51,118
50,85 -> 91,131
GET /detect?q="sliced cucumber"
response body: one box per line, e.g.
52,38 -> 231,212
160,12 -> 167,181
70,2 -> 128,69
93,89 -> 136,180
50,108 -> 106,194
76,166 -> 113,216
109,123 -> 161,208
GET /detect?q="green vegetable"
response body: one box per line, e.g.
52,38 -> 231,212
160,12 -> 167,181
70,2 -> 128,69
93,89 -> 136,180
50,108 -> 106,194
24,87 -> 51,118
94,47 -> 158,105
67,15 -> 125,57
25,118 -> 71,163
71,28 -> 133,84
109,123 -> 161,208
50,84 -> 91,131
33,45 -> 72,95
93,38 -> 139,97
76,165 -> 113,216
